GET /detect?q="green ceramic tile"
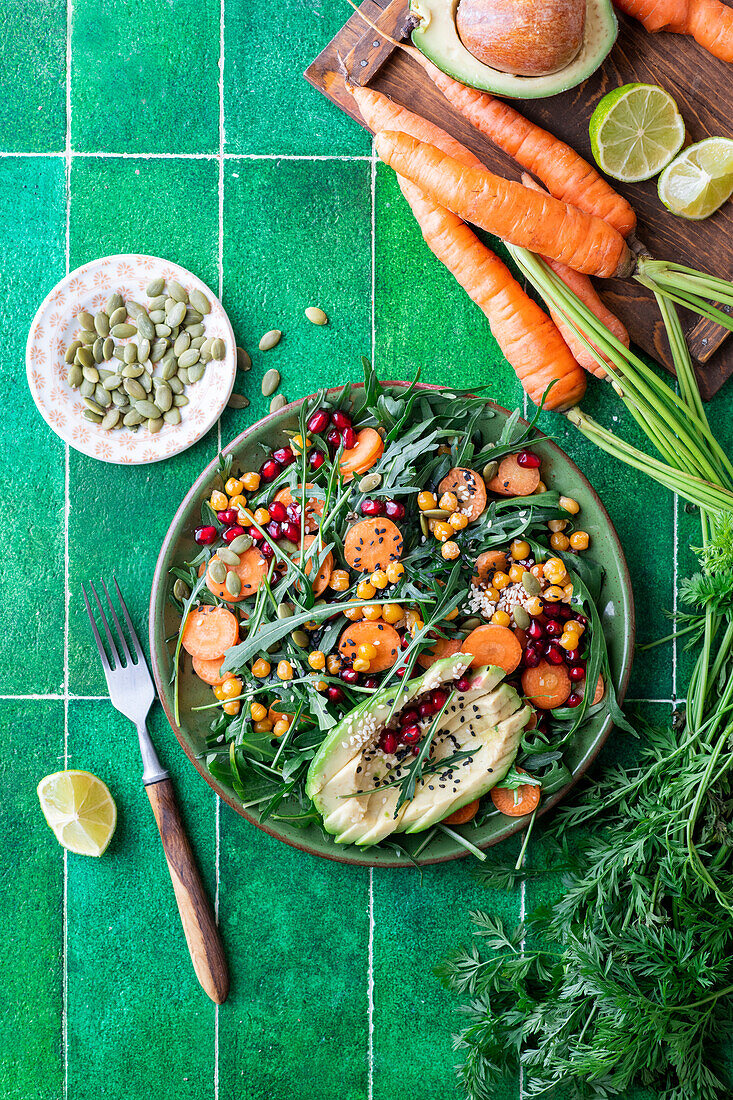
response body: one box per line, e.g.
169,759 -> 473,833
0,157 -> 66,693
220,158 -> 371,440
224,0 -> 370,156
66,700 -> 216,1099
218,819 -> 369,1100
67,156 -> 220,695
71,0 -> 219,153
0,699 -> 64,1099
0,2 -> 66,151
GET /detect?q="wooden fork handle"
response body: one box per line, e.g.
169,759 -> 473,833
146,778 -> 229,1004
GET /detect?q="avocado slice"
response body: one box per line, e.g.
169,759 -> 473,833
410,0 -> 617,99
306,655 -> 530,846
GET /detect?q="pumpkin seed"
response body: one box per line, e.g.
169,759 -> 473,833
95,384 -> 111,406
136,311 -> 155,341
259,329 -> 281,352
155,323 -> 172,338
513,606 -> 531,629
173,395 -> 189,407
76,346 -> 94,370
277,602 -> 294,619
184,309 -> 203,326
65,340 -> 82,363
420,514 -> 430,538
122,364 -> 143,379
236,346 -> 252,371
188,362 -> 205,384
78,310 -> 95,330
189,336 -> 205,350
358,472 -> 382,493
106,306 -> 125,329
112,347 -> 125,362
187,323 -> 205,338
82,364 -> 99,383
461,617 -> 483,631
106,292 -> 124,314
123,342 -> 138,364
177,366 -> 190,385
111,323 -> 136,339
174,332 -> 191,356
224,572 -> 242,598
80,329 -> 97,345
111,390 -> 128,408
149,309 -> 166,324
140,371 -> 152,393
83,397 -> 105,415
261,367 -> 280,396
94,311 -> 110,337
135,399 -> 162,419
141,358 -> 153,374
98,367 -> 113,379
124,378 -> 146,400
80,379 -> 96,399
209,560 -> 227,585
137,337 -> 150,362
146,276 -> 165,297
482,460 -> 498,483
67,364 -> 83,388
173,578 -> 190,601
422,508 -> 451,520
189,288 -> 211,315
200,338 -> 214,363
83,409 -> 103,424
103,337 -> 115,360
150,340 -> 168,363
159,353 -> 177,379
168,375 -> 183,394
227,393 -> 249,409
101,408 -> 121,430
166,301 -> 186,328
166,280 -> 186,303
522,572 -> 541,597
292,630 -> 310,648
305,306 -> 328,326
126,300 -> 144,318
210,338 -> 225,360
229,534 -> 253,554
270,393 -> 287,413
163,407 -> 181,425
92,338 -> 104,363
154,383 -> 173,413
103,374 -> 122,391
147,417 -> 164,434
218,547 -> 241,567
177,347 -> 200,370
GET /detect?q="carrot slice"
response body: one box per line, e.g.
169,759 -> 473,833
490,768 -> 541,817
514,627 -> 527,648
417,636 -> 462,669
340,427 -> 384,479
204,547 -> 268,602
521,660 -> 571,710
181,605 -> 239,661
443,798 -> 480,825
438,467 -> 487,522
338,620 -> 401,673
343,518 -> 403,572
473,550 -> 508,583
487,455 -> 541,497
192,655 -> 229,686
274,484 -> 324,533
295,534 -> 333,596
462,624 -> 522,673
592,675 -> 605,705
268,700 -> 293,726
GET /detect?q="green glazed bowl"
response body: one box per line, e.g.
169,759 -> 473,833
150,383 -> 634,867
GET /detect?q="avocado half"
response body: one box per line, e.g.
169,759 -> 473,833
306,654 -> 531,847
410,0 -> 618,98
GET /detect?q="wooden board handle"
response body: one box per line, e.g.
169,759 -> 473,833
146,778 -> 229,1004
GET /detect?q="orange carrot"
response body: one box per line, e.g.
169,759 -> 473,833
443,799 -> 480,825
417,636 -> 463,669
274,484 -> 323,533
295,535 -> 333,596
344,518 -> 403,572
462,624 -> 523,673
268,700 -> 293,726
375,131 -> 633,279
205,547 -> 268,602
522,660 -> 572,709
473,550 -> 508,582
438,467 -> 487,521
490,768 -> 542,816
487,454 -> 541,497
340,427 -> 384,478
181,605 -> 239,661
614,0 -> 733,62
192,655 -> 229,686
338,620 -> 401,673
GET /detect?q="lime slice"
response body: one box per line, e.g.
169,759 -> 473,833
37,770 -> 117,856
658,138 -> 733,220
589,83 -> 686,183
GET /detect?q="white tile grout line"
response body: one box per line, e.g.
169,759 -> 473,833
0,150 -> 372,161
215,2 -> 225,1095
63,3 -> 73,1097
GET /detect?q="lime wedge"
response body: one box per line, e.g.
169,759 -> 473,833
37,770 -> 117,856
658,138 -> 733,220
589,83 -> 686,183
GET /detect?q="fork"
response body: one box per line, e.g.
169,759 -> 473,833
82,577 -> 229,1005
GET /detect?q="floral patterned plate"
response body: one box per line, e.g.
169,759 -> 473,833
26,254 -> 236,465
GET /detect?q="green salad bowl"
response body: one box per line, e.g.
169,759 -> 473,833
150,382 -> 634,867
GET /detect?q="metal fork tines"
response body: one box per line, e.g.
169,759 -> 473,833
82,577 -> 169,785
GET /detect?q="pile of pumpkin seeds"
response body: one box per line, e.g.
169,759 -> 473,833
64,277 -> 227,434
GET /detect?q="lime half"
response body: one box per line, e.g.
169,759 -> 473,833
658,138 -> 733,220
590,83 -> 686,183
37,770 -> 117,856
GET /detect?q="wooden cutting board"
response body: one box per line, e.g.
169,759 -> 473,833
305,0 -> 733,400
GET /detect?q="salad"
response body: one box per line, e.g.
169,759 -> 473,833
168,364 -> 627,856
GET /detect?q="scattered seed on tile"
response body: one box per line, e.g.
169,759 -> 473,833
305,306 -> 328,326
259,329 -> 282,352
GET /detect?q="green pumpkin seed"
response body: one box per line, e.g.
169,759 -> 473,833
166,301 -> 186,328
177,347 -> 200,370
107,306 -> 126,328
259,329 -> 281,352
98,367 -> 113,380
210,338 -> 225,360
482,460 -> 498,483
80,379 -> 96,398
154,383 -> 173,413
67,364 -> 83,388
305,306 -> 328,326
122,364 -> 143,379
123,409 -> 144,426
513,606 -> 531,629
218,547 -> 241,566
95,384 -> 111,406
200,338 -> 213,363
164,407 -> 181,425
137,337 -> 150,362
236,346 -> 252,371
270,394 -> 287,413
522,572 -> 541,597
183,309 -> 201,326
111,390 -> 128,407
123,342 -> 138,364
187,322 -> 205,338
146,276 -> 165,297
188,362 -> 205,384
83,409 -> 103,424
277,602 -> 294,620
177,366 -> 190,385
65,340 -> 82,364
112,347 -> 125,362
83,397 -> 105,415
174,332 -> 190,356
141,359 -> 153,374
126,300 -> 144,318
103,374 -> 122,391
173,578 -> 190,601
149,309 -> 166,324
79,329 -> 97,345
419,514 -> 430,538
189,288 -> 211,315
229,534 -> 253,554
150,340 -> 169,363
422,508 -> 451,520
358,472 -> 382,493
168,280 -> 188,303
207,559 -> 226,585
225,572 -> 242,598
101,408 -> 121,430
261,367 -> 280,397
92,337 -> 104,363
173,394 -> 189,407
140,371 -> 152,393
161,357 -> 178,382
461,617 -> 483,631
189,335 -> 205,350
292,630 -> 310,648
136,311 -> 155,341
168,375 -> 184,394
124,378 -> 146,400
135,399 -> 162,419
78,310 -> 95,330
82,364 -> 99,383
147,417 -> 164,434
106,292 -> 124,314
111,323 -> 136,339
94,312 -> 110,337
156,323 -> 172,338
227,393 -> 249,409
103,337 -> 115,360
76,346 -> 94,370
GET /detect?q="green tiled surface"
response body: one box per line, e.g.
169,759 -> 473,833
1,2 -> 723,1097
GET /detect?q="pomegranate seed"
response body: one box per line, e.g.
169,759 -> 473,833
363,678 -> 378,689
326,428 -> 342,448
340,667 -> 359,685
361,498 -> 384,517
527,620 -> 544,640
566,692 -> 583,708
269,501 -> 287,522
384,500 -> 405,520
248,525 -> 264,541
194,525 -> 217,545
516,450 -> 541,469
307,410 -> 330,434
260,541 -> 275,560
402,724 -> 421,744
265,521 -> 281,540
576,614 -> 589,627
412,745 -> 421,756
400,708 -> 419,726
400,636 -> 410,649
331,410 -> 351,429
381,732 -> 397,754
217,509 -> 238,525
565,649 -> 583,665
260,458 -> 281,481
396,666 -> 408,678
523,648 -> 541,668
341,426 -> 356,449
418,701 -> 433,720
273,447 -> 295,468
569,665 -> 586,682
558,605 -> 574,621
283,521 -> 301,543
309,450 -> 325,471
545,643 -> 564,665
432,689 -> 448,710
327,686 -> 344,703
286,502 -> 301,519
223,525 -> 245,543
456,676 -> 472,692
545,620 -> 562,637
543,602 -> 563,617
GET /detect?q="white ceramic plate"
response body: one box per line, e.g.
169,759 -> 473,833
26,254 -> 236,465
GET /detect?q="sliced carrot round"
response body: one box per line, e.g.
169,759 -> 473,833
490,768 -> 541,817
295,534 -> 333,596
204,547 -> 268,602
192,655 -> 229,686
513,627 -> 527,648
473,549 -> 507,584
343,518 -> 403,573
274,484 -> 324,533
417,636 -> 462,669
338,620 -> 401,673
461,624 -> 522,673
443,798 -> 479,825
339,427 -> 384,479
438,467 -> 487,522
487,454 -> 541,497
268,700 -> 293,725
521,660 -> 571,710
181,605 -> 239,661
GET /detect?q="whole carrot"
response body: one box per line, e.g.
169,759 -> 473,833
614,0 -> 733,62
374,131 -> 634,279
